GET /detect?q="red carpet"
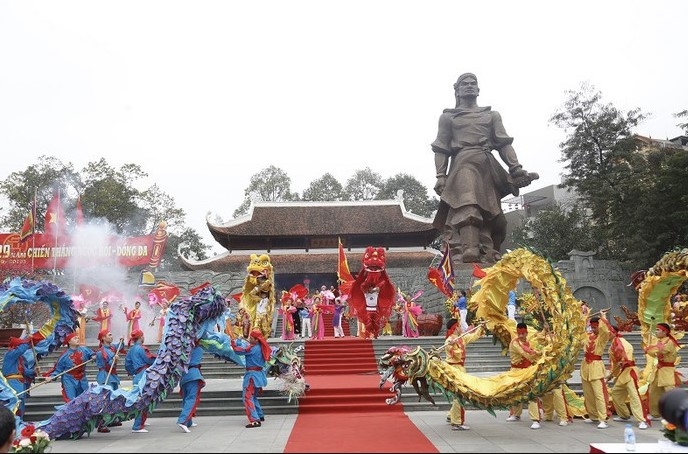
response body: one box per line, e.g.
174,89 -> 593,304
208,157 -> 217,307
284,339 -> 438,453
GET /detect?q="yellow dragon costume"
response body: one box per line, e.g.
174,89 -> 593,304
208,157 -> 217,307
378,248 -> 588,413
635,248 -> 687,393
240,253 -> 276,338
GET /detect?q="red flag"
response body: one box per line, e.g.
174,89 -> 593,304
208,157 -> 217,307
472,263 -> 487,279
288,284 -> 309,300
79,284 -> 102,303
19,200 -> 36,243
151,281 -> 181,301
337,237 -> 354,283
229,292 -> 242,303
44,190 -> 67,239
75,197 -> 84,226
190,281 -> 211,295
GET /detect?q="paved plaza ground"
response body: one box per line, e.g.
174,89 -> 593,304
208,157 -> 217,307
47,407 -> 672,453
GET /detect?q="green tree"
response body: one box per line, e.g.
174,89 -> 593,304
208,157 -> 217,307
550,83 -> 646,259
376,173 -> 438,217
342,167 -> 383,201
629,148 -> 688,269
80,159 -> 149,235
163,227 -> 210,269
302,173 -> 343,201
676,109 -> 688,134
233,165 -> 299,217
0,156 -> 80,231
510,202 -> 597,261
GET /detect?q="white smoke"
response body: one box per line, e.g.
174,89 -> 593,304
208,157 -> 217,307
64,221 -> 160,344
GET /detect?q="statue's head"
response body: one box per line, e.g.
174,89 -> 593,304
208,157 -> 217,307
453,72 -> 479,107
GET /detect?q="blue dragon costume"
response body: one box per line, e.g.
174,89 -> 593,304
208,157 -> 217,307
0,276 -> 306,440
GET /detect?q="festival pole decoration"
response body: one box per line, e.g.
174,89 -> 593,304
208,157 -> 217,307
148,220 -> 168,271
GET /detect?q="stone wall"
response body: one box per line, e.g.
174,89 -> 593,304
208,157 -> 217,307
46,251 -> 636,337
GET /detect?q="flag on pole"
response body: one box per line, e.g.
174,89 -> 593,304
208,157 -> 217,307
19,200 -> 36,243
472,263 -> 487,279
427,242 -> 455,297
150,281 -> 181,302
337,237 -> 355,297
44,190 -> 67,239
75,197 -> 84,226
78,284 -> 102,304
337,237 -> 354,283
438,242 -> 455,295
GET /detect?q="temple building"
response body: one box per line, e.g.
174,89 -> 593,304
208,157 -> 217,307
180,197 -> 441,292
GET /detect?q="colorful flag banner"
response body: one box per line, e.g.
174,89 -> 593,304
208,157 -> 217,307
427,242 -> 455,297
19,200 -> 36,243
438,242 -> 455,295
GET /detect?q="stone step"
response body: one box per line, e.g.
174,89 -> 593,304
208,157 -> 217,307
11,332 -> 655,420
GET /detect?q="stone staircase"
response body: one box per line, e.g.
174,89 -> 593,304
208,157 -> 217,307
5,332 -> 654,420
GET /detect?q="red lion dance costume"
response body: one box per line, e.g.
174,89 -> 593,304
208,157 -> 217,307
348,246 -> 396,339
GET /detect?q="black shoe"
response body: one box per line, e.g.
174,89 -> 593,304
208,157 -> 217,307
260,417 -> 265,422
245,421 -> 261,428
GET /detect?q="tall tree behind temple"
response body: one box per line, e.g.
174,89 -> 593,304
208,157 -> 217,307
302,173 -> 343,201
232,165 -> 300,217
376,173 -> 438,217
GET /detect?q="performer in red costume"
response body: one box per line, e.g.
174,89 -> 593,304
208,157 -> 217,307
348,247 -> 395,339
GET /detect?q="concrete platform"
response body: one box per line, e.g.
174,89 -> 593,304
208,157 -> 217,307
47,408 -> 673,453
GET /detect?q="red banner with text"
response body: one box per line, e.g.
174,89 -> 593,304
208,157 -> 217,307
0,222 -> 168,272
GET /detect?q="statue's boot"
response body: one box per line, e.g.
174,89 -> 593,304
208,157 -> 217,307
479,227 -> 501,263
459,225 -> 481,263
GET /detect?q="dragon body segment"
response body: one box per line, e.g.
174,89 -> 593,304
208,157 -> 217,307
377,248 -> 587,412
1,277 -> 307,441
0,279 -> 244,440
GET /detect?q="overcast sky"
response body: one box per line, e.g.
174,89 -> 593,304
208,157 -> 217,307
1,1 -> 686,255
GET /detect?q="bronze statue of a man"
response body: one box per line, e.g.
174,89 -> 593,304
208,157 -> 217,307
432,73 -> 538,264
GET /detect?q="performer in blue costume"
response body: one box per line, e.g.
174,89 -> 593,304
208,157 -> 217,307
94,329 -> 124,433
44,332 -> 95,402
1,336 -> 37,417
176,343 -> 205,433
230,328 -> 270,428
95,330 -> 123,390
125,330 -> 156,433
